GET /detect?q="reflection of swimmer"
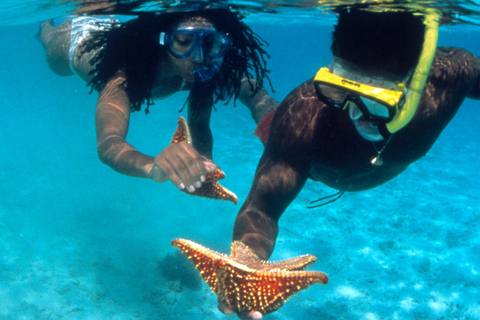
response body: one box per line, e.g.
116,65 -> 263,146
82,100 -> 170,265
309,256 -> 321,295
39,8 -> 278,193
209,8 -> 480,319
70,0 -> 117,14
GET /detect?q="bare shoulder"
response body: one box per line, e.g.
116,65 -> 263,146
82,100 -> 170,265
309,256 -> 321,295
281,78 -> 317,106
435,46 -> 478,60
431,47 -> 480,83
269,78 -> 327,157
278,78 -> 329,120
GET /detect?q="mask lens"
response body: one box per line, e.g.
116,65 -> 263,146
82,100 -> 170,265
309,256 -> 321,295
203,32 -> 229,58
162,29 -> 229,60
170,32 -> 197,56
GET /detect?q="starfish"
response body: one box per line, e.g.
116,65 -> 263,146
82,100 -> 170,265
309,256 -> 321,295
171,238 -> 328,316
171,117 -> 238,204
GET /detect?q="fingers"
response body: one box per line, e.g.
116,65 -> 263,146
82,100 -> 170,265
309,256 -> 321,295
217,298 -> 234,315
154,141 -> 215,192
202,158 -> 219,173
156,141 -> 204,190
218,298 -> 263,319
238,311 -> 263,319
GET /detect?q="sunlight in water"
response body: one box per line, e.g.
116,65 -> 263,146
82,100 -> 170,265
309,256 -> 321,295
0,0 -> 479,319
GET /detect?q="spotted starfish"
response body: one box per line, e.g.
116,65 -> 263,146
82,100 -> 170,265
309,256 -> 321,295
171,117 -> 238,204
171,238 -> 328,316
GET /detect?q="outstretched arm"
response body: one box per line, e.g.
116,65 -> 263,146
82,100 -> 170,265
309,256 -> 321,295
233,150 -> 310,261
217,149 -> 309,320
233,80 -> 320,260
219,81 -> 321,319
95,71 -> 154,178
95,71 -> 215,192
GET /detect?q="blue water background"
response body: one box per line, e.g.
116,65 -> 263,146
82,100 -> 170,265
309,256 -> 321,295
0,13 -> 479,320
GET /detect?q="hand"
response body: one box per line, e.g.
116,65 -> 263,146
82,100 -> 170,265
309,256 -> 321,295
151,141 -> 218,192
217,298 -> 263,320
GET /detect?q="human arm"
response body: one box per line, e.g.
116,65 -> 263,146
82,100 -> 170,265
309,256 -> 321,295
238,77 -> 280,125
467,51 -> 480,99
216,149 -> 310,319
219,81 -> 320,318
431,47 -> 480,100
95,71 -> 215,191
187,85 -> 214,159
234,80 -> 318,259
232,151 -> 310,260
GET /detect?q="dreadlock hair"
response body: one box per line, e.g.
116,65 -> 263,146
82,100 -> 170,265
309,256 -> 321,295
331,9 -> 426,78
81,8 -> 271,114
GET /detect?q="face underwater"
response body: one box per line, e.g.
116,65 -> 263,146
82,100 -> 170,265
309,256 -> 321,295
160,22 -> 231,83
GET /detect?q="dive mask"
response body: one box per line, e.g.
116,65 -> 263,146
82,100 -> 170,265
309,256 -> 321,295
314,67 -> 406,124
160,27 -> 230,61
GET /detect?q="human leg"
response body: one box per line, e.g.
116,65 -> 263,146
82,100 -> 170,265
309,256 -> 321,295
40,19 -> 74,76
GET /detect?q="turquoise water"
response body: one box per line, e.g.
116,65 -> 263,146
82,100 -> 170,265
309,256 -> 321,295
1,5 -> 480,320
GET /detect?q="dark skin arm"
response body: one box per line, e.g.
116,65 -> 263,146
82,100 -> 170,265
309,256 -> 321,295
232,80 -> 319,260
96,71 -> 154,178
232,153 -> 309,260
187,85 -> 214,159
238,77 -> 280,124
218,151 -> 309,320
219,83 -> 318,319
96,71 -> 216,192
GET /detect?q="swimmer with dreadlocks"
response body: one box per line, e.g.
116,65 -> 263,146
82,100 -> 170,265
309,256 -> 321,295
39,8 -> 278,193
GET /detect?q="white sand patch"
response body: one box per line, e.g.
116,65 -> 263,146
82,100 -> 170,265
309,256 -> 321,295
363,312 -> 380,320
400,297 -> 416,311
335,286 -> 363,299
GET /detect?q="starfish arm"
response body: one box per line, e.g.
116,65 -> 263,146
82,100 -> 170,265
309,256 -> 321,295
262,255 -> 318,271
171,117 -> 192,144
170,117 -> 238,204
231,241 -> 316,271
180,170 -> 238,204
171,238 -> 227,292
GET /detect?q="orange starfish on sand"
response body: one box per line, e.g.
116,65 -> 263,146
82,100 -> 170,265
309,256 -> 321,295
171,117 -> 238,204
171,238 -> 328,316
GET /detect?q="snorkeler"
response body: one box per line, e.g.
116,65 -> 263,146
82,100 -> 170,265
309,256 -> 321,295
172,7 -> 480,319
39,8 -> 278,194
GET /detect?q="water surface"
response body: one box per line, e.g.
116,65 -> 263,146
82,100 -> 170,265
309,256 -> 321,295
0,1 -> 479,319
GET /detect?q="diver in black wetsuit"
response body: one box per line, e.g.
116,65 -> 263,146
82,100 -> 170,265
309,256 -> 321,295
222,8 -> 480,319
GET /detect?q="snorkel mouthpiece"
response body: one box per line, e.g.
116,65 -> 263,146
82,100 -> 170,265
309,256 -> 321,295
193,62 -> 220,84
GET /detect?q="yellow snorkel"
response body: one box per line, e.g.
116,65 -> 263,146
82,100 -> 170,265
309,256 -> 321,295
385,8 -> 441,134
314,7 -> 441,139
